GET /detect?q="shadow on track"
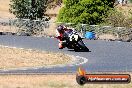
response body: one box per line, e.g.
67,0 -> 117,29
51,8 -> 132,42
67,49 -> 91,52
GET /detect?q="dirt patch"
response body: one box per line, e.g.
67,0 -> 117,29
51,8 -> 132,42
0,25 -> 17,33
44,22 -> 57,37
97,34 -> 118,40
116,4 -> 132,17
0,46 -> 72,69
0,74 -> 131,88
0,0 -> 14,18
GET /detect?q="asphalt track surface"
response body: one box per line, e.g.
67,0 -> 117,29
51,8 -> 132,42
0,35 -> 132,74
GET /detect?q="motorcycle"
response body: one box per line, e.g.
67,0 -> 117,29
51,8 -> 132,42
57,31 -> 89,52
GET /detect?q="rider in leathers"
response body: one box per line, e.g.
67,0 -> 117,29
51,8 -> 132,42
56,25 -> 74,49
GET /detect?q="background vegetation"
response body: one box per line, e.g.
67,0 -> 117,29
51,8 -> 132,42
103,9 -> 132,28
9,0 -> 48,20
57,0 -> 114,25
129,0 -> 132,3
8,0 -> 132,41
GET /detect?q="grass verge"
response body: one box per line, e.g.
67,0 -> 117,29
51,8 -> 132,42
0,45 -> 72,69
0,74 -> 131,88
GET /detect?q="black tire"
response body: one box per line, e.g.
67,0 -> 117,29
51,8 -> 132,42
59,48 -> 63,49
74,43 -> 80,52
74,48 -> 79,52
78,40 -> 89,52
84,47 -> 89,52
76,76 -> 87,85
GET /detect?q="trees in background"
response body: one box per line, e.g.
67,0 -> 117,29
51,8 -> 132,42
57,0 -> 114,25
9,0 -> 63,19
129,0 -> 132,2
10,0 -> 125,25
9,0 -> 48,20
47,0 -> 62,8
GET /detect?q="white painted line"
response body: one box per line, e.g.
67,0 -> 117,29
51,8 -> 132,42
1,69 -> 9,72
19,68 -> 28,70
0,45 -> 34,51
75,56 -> 88,65
32,68 -> 39,70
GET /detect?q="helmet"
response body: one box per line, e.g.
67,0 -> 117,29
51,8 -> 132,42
57,25 -> 64,33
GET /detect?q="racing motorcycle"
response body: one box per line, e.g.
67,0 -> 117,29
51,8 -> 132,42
58,31 -> 89,52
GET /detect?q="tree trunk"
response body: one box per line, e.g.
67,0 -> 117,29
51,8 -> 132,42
31,0 -> 36,20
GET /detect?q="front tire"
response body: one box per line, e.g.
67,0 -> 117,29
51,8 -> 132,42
78,40 -> 89,52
